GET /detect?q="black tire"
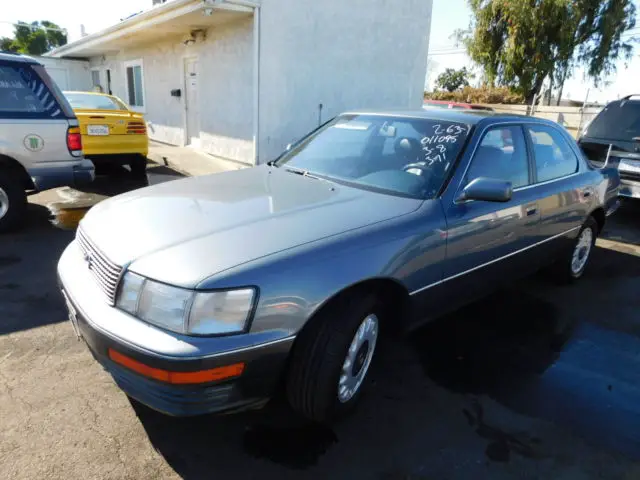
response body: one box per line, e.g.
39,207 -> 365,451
286,292 -> 381,422
0,169 -> 27,233
129,155 -> 148,178
552,216 -> 598,284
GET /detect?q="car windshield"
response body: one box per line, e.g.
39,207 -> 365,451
586,100 -> 640,141
64,92 -> 128,111
275,114 -> 471,199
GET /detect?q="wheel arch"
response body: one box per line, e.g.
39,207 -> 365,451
589,207 -> 605,234
0,154 -> 34,190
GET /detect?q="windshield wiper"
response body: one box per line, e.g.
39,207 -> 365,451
284,166 -> 334,185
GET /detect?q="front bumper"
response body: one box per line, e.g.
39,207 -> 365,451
58,242 -> 295,417
29,159 -> 95,191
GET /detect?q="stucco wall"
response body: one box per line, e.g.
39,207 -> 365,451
88,16 -> 254,163
36,57 -> 92,91
257,0 -> 433,162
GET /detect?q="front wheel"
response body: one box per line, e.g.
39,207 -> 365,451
286,293 -> 381,422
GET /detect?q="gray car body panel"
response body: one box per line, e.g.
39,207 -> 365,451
72,111 -> 618,357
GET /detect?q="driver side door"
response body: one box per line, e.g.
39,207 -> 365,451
440,124 -> 542,304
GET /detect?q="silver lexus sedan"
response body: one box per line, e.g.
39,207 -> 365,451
58,109 -> 619,422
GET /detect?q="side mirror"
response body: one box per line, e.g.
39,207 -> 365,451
457,177 -> 512,203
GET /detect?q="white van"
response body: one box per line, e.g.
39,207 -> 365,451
0,52 -> 94,232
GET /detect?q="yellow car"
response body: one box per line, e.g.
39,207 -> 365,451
64,91 -> 149,176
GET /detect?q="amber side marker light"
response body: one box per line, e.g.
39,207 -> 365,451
108,349 -> 245,385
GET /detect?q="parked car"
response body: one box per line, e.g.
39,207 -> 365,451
0,52 -> 94,232
58,109 -> 619,422
64,91 -> 149,177
578,94 -> 640,199
423,99 -> 494,111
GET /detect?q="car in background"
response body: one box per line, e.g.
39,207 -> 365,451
423,99 -> 494,111
58,109 -> 619,423
64,91 -> 149,177
0,52 -> 94,232
578,94 -> 640,199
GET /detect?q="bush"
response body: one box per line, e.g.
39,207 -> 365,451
425,86 -> 524,105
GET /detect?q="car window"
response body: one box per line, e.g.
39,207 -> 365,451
276,114 -> 471,199
527,125 -> 578,182
65,92 -> 128,111
466,126 -> 530,188
585,100 -> 640,141
0,63 -> 68,118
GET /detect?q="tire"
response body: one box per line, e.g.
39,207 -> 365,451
129,155 -> 148,178
552,216 -> 598,284
286,292 -> 381,422
0,169 -> 27,233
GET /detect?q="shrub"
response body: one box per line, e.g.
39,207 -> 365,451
424,86 -> 524,105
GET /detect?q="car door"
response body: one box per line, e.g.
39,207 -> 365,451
439,124 -> 542,305
525,124 -> 589,256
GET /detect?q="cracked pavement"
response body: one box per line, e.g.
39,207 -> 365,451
1,168 -> 640,479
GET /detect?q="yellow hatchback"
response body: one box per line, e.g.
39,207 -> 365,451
64,91 -> 149,176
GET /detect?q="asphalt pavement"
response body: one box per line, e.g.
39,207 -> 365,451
1,164 -> 640,479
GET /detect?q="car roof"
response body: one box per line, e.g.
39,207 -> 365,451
64,90 -> 114,97
341,108 -> 551,126
0,51 -> 39,64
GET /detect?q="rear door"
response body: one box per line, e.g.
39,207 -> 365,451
525,124 -> 589,255
0,60 -> 77,169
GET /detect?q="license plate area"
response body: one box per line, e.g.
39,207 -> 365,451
87,125 -> 109,136
61,289 -> 81,339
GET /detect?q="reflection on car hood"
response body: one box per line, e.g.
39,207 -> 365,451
80,166 -> 422,287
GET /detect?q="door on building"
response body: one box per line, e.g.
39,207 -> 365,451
184,57 -> 200,147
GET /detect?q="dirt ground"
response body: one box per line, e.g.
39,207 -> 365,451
1,167 -> 640,479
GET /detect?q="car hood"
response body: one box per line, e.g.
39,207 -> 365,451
80,166 -> 422,287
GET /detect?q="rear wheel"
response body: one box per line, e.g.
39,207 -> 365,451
552,217 -> 598,283
0,169 -> 27,233
129,155 -> 148,178
286,292 -> 381,422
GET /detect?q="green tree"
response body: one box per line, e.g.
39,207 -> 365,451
461,0 -> 637,103
435,67 -> 474,92
1,21 -> 67,55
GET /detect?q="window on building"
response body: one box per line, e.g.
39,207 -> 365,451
466,126 -> 530,188
91,69 -> 101,88
124,60 -> 145,108
527,125 -> 578,183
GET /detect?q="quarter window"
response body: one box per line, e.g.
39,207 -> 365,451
527,126 -> 578,182
0,64 -> 66,118
124,60 -> 145,108
466,126 -> 530,188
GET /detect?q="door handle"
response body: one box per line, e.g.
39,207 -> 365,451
583,190 -> 592,198
526,206 -> 537,216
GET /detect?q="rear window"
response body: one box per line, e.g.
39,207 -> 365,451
0,62 -> 71,119
65,92 -> 128,111
586,100 -> 640,141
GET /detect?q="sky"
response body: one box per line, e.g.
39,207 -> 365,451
1,0 -> 638,104
427,0 -> 640,104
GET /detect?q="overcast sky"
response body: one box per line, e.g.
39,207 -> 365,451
2,0 -> 639,104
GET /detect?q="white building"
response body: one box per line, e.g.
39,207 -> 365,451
48,0 -> 433,166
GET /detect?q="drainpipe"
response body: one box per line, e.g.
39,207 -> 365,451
224,0 -> 261,165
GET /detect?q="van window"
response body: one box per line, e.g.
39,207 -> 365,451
0,62 -> 70,119
585,100 -> 640,141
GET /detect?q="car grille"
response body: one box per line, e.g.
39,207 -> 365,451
620,171 -> 640,182
76,228 -> 123,304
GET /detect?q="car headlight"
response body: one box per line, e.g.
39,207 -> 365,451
115,272 -> 256,335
